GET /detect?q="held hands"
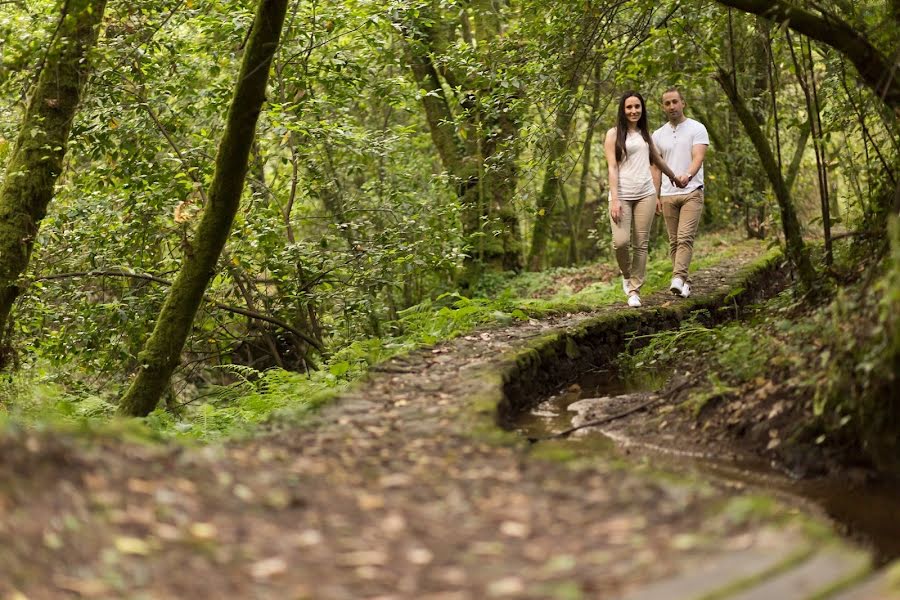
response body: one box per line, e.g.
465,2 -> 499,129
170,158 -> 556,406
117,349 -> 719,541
666,173 -> 689,189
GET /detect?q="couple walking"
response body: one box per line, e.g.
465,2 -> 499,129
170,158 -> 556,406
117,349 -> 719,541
604,88 -> 709,308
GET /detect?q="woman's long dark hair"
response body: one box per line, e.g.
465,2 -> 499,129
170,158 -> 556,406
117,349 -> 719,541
615,90 -> 652,163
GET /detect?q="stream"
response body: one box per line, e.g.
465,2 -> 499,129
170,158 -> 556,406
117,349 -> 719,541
511,369 -> 900,564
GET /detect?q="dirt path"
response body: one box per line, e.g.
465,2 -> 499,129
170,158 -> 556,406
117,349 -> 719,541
1,244 -> 893,599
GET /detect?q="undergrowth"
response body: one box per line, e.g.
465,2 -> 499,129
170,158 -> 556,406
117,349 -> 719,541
616,229 -> 900,471
1,234 -> 761,443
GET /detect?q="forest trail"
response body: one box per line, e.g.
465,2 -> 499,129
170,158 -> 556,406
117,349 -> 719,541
1,245 -> 895,599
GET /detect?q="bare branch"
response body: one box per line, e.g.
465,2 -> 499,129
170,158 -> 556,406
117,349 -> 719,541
33,269 -> 324,352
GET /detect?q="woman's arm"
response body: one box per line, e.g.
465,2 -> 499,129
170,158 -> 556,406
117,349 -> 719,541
604,128 -> 622,223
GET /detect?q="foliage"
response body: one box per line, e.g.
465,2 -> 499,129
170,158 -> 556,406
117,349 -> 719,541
144,364 -> 345,440
0,360 -> 347,442
618,233 -> 900,470
619,309 -> 785,385
0,0 -> 896,454
812,222 -> 900,470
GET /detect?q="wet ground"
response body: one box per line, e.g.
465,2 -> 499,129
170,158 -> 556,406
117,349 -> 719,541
513,372 -> 900,564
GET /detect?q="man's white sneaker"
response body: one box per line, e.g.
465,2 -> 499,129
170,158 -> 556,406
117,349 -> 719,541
627,292 -> 642,308
680,282 -> 691,298
670,277 -> 684,296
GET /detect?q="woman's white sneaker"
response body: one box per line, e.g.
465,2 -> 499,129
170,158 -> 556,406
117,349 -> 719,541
670,277 -> 684,296
680,282 -> 691,298
627,292 -> 642,308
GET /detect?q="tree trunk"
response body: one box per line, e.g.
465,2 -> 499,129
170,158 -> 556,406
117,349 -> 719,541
118,0 -> 289,416
716,67 -> 817,290
400,4 -> 523,281
570,63 -> 605,264
0,0 -> 108,366
527,98 -> 580,271
713,0 -> 900,112
528,11 -> 605,271
785,120 -> 811,193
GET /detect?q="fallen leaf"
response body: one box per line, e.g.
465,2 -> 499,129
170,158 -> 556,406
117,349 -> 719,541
190,522 -> 218,540
294,529 -> 322,547
488,576 -> 524,596
53,575 -> 110,597
379,473 -> 411,488
127,479 -> 156,494
233,484 -> 255,502
406,546 -> 433,565
250,557 -> 287,580
357,492 -> 384,510
499,521 -> 528,538
381,512 -> 406,534
337,550 -> 387,566
114,536 -> 150,555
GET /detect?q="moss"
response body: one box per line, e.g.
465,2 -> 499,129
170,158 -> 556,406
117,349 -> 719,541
0,0 -> 108,360
493,247 -> 784,429
682,389 -> 728,419
528,443 -> 580,463
118,0 -> 290,417
0,413 -> 173,447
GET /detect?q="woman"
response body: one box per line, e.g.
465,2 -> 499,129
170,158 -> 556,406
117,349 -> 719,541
604,91 -> 680,307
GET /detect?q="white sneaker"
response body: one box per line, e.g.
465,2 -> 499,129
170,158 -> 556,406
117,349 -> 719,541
622,278 -> 630,296
680,282 -> 691,298
627,292 -> 642,308
670,277 -> 684,296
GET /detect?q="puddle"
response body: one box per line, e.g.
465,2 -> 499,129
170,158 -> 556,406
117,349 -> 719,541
511,372 -> 900,563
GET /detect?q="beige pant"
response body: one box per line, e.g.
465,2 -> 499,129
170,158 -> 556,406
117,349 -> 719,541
610,193 -> 656,293
662,188 -> 704,282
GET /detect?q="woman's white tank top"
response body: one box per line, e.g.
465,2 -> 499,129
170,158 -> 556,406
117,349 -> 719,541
616,131 -> 656,202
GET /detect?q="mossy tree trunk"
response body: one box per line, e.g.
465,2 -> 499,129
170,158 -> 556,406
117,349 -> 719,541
527,45 -> 589,272
716,67 -> 817,290
118,0 -> 289,417
0,0 -> 108,366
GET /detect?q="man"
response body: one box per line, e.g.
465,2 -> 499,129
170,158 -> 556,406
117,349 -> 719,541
651,88 -> 710,298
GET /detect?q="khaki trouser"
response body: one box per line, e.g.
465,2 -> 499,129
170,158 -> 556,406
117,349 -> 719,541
662,188 -> 704,282
609,193 -> 656,293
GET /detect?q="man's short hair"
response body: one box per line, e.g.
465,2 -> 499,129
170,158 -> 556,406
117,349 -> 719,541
662,87 -> 684,101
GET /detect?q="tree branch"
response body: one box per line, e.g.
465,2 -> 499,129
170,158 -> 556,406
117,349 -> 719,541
33,269 -> 323,352
712,0 -> 900,111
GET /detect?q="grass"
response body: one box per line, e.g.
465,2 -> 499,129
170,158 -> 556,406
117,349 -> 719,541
1,231 -> 765,443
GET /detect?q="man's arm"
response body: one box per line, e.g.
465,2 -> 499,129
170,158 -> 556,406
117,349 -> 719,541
686,143 -> 708,182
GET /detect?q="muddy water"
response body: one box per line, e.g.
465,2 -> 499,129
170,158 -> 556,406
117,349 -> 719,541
512,373 -> 900,564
